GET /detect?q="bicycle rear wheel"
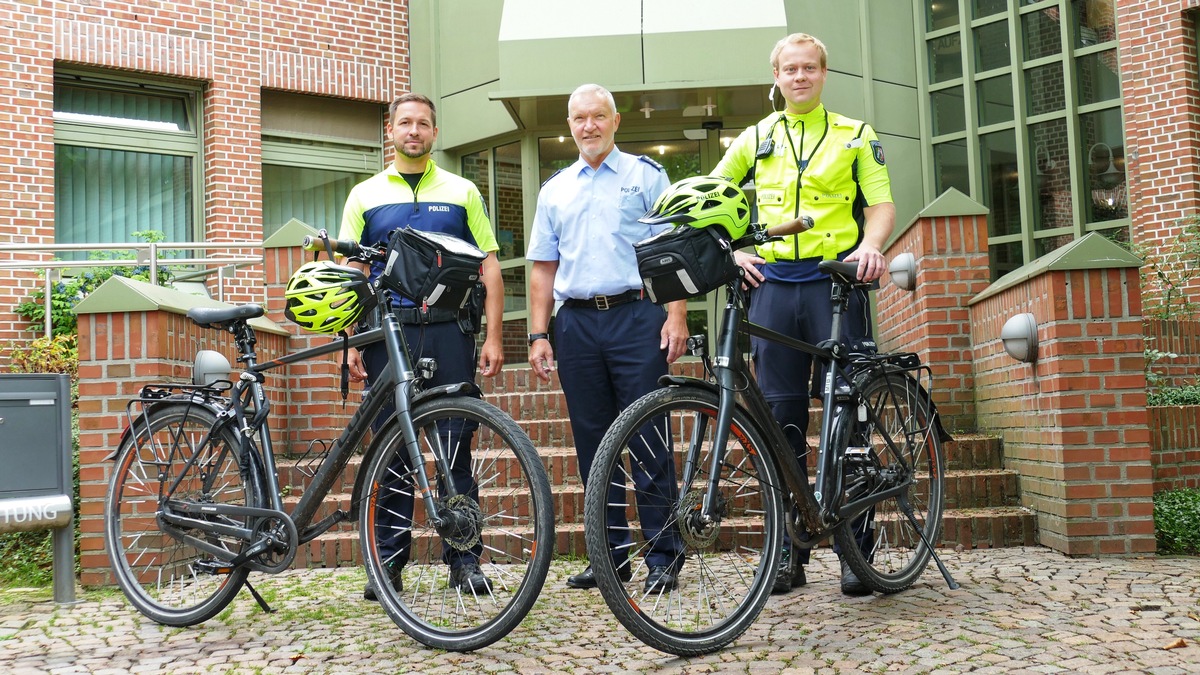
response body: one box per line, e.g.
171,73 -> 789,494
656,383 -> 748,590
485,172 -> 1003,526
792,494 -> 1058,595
105,402 -> 257,626
584,386 -> 782,656
833,371 -> 945,593
359,395 -> 554,652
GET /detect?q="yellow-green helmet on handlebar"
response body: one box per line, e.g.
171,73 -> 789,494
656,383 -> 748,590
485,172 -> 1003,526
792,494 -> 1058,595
638,175 -> 750,240
284,260 -> 373,334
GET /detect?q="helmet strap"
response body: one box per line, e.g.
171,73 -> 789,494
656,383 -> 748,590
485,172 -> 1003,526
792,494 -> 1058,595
339,331 -> 351,404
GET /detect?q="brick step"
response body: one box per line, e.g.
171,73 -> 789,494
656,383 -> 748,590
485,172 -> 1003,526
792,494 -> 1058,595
287,504 -> 1037,570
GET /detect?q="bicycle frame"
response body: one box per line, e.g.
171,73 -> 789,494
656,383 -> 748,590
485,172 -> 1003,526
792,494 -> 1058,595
693,272 -> 921,546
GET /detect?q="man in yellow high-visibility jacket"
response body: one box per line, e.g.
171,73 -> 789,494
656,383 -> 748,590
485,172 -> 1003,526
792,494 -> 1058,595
712,32 -> 895,597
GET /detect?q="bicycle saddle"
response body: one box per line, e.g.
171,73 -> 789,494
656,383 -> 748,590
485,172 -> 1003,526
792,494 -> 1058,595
187,304 -> 265,329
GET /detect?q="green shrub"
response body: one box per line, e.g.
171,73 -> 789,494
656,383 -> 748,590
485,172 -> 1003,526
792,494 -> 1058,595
1148,384 -> 1200,407
1154,488 -> 1200,555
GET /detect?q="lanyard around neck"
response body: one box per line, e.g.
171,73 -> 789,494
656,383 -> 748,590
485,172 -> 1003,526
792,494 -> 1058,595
780,110 -> 830,176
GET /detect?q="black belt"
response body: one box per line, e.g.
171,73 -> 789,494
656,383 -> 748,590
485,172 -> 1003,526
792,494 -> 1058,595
562,289 -> 644,310
395,306 -> 459,324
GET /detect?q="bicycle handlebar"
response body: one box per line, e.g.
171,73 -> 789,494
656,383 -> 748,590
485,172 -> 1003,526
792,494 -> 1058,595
301,229 -> 381,262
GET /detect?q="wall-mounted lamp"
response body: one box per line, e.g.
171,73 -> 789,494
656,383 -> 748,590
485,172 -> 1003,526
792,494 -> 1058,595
640,103 -> 654,119
1000,312 -> 1039,363
888,252 -> 917,292
1088,142 -> 1122,189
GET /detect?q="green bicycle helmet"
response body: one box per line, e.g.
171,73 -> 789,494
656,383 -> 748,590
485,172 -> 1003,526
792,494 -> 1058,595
639,175 -> 751,240
284,260 -> 373,334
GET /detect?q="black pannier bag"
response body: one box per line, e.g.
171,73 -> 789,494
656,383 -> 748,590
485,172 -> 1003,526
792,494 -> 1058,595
633,225 -> 738,304
382,226 -> 487,309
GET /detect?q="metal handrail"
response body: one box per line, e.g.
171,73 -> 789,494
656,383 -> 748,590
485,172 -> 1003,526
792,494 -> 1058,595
0,242 -> 265,338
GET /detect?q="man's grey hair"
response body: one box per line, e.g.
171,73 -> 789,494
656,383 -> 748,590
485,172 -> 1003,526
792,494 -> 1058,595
567,83 -> 617,116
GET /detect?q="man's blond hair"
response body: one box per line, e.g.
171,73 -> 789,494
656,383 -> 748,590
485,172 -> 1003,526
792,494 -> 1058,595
770,33 -> 828,71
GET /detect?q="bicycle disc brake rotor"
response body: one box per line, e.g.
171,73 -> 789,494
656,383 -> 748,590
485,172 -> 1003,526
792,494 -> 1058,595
437,494 -> 484,551
676,489 -> 725,549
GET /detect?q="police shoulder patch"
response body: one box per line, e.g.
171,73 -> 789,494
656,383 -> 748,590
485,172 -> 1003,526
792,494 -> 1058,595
638,155 -> 666,172
870,140 -> 886,166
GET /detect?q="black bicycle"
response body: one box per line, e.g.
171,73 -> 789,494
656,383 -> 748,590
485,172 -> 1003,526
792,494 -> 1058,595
583,222 -> 957,655
104,233 -> 554,652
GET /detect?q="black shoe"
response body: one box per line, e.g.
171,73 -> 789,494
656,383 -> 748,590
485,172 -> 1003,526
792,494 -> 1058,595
450,562 -> 493,594
772,548 -> 806,594
363,562 -> 404,601
566,563 -> 632,589
644,566 -> 678,594
840,561 -> 871,596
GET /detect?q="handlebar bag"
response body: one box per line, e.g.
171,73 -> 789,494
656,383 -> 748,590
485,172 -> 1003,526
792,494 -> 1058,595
382,226 -> 486,309
634,225 -> 738,304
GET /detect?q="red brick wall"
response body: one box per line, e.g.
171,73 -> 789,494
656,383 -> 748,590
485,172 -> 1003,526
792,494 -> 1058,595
1149,405 -> 1200,491
1117,0 -> 1200,308
0,0 -> 408,347
968,268 -> 1155,556
877,212 -> 992,431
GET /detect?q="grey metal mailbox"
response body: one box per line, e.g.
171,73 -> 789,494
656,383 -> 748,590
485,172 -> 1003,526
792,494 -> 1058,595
0,373 -> 77,603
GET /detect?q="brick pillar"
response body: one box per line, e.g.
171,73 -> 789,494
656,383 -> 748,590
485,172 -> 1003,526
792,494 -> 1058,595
262,223 -> 355,459
878,189 -> 992,431
969,237 -> 1154,556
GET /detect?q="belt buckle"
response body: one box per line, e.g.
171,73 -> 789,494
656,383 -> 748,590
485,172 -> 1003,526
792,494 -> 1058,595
594,294 -> 610,310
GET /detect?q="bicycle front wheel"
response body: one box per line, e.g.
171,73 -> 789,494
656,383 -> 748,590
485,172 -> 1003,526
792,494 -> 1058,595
833,371 -> 945,593
359,395 -> 554,652
584,386 -> 782,656
105,402 -> 257,626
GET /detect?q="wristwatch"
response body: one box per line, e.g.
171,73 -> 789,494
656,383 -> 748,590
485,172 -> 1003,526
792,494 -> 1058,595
528,332 -> 550,346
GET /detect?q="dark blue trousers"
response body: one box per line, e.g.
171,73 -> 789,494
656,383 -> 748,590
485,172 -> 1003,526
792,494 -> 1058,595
362,319 -> 480,569
748,279 -> 874,564
555,299 -> 682,570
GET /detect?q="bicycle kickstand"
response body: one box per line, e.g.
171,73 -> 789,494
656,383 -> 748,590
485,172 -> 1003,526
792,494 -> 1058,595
243,579 -> 276,614
898,495 -> 960,591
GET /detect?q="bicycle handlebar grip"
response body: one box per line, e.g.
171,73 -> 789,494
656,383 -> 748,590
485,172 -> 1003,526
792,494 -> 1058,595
301,230 -> 363,258
764,215 -> 814,238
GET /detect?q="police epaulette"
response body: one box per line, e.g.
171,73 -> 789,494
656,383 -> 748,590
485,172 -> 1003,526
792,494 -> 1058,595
638,155 -> 666,172
541,167 -> 565,188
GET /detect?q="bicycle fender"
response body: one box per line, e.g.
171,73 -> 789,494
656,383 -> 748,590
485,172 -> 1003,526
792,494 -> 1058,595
347,381 -> 476,518
106,394 -> 229,461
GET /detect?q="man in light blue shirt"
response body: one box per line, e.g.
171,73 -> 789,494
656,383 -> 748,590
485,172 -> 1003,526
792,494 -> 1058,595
527,83 -> 686,594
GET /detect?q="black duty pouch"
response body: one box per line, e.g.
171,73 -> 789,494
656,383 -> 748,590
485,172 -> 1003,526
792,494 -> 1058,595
457,281 -> 486,335
382,226 -> 486,310
634,226 -> 739,304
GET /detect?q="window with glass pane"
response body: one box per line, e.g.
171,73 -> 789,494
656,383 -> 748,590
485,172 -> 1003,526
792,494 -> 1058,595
462,150 -> 492,211
980,130 -> 1020,237
933,140 -> 970,197
1028,118 -> 1072,232
1076,50 -> 1121,105
1025,63 -> 1066,115
1034,233 -> 1073,258
989,240 -> 1024,280
55,145 -> 193,252
1080,108 -> 1126,223
1073,0 -> 1116,47
929,34 -> 963,83
493,142 -> 524,261
54,79 -> 199,259
928,0 -> 959,31
975,20 -> 1012,72
1022,7 -> 1063,61
973,0 -> 1008,20
262,165 -> 368,237
931,87 -> 967,136
977,75 -> 1015,126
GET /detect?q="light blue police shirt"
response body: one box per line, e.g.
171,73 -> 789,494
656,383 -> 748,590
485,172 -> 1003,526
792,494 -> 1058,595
527,147 -> 671,301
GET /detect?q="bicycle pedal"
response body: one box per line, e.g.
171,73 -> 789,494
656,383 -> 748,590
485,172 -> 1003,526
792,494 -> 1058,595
845,446 -> 871,457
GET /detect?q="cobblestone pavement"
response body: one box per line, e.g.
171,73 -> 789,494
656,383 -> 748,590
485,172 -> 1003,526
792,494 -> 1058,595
2,547 -> 1198,674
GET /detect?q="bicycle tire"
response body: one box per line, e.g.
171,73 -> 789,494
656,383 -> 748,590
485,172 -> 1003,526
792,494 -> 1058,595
833,371 -> 945,593
584,385 -> 782,656
359,395 -> 554,652
105,402 -> 259,626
